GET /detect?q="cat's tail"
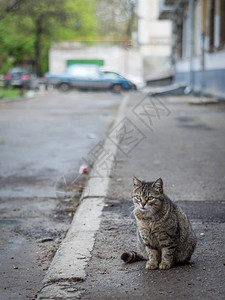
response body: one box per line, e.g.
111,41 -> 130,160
121,251 -> 145,263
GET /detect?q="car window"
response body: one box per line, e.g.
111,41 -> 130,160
102,72 -> 123,79
66,66 -> 99,78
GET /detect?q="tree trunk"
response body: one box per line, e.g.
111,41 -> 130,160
34,18 -> 42,76
126,3 -> 135,37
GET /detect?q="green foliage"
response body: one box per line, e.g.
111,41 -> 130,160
0,87 -> 20,99
0,0 -> 98,75
0,15 -> 34,73
56,0 -> 98,41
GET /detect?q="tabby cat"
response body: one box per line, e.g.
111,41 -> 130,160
121,177 -> 197,270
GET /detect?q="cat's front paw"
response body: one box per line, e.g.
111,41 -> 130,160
159,262 -> 172,270
145,261 -> 158,270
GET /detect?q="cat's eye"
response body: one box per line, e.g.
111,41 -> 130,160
135,195 -> 141,201
148,196 -> 153,201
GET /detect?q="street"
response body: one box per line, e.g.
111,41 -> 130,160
61,93 -> 225,300
1,0 -> 225,299
0,90 -> 123,300
1,91 -> 225,300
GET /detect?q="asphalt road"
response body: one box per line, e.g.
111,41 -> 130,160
73,94 -> 225,299
1,92 -> 225,300
0,90 -> 124,300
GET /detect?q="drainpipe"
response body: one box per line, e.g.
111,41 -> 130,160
201,0 -> 207,96
188,0 -> 194,93
200,32 -> 205,96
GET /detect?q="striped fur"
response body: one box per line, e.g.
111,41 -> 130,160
121,251 -> 145,263
121,177 -> 197,270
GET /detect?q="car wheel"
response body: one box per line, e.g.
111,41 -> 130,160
111,84 -> 123,93
59,83 -> 71,92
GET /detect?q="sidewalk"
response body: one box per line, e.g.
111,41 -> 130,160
38,92 -> 225,299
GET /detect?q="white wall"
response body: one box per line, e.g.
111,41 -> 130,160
49,43 -> 143,80
194,0 -> 202,56
137,0 -> 172,77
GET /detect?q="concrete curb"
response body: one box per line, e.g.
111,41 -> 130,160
37,94 -> 130,299
187,96 -> 220,105
0,96 -> 25,104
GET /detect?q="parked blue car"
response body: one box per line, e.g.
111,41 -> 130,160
45,64 -> 136,93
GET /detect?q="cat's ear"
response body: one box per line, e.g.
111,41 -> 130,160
152,178 -> 163,194
133,176 -> 143,187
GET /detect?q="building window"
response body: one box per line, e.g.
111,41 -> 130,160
209,0 -> 225,51
220,0 -> 225,48
209,0 -> 215,51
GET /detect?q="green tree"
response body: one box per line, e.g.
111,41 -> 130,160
96,0 -> 137,38
0,0 -> 98,75
0,14 -> 35,73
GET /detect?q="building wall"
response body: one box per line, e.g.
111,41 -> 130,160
138,0 -> 172,78
49,43 -> 143,81
174,0 -> 225,99
175,49 -> 225,99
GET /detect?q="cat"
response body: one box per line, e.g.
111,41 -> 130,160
121,177 -> 197,270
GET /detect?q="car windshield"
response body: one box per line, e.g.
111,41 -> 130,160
9,68 -> 31,76
10,68 -> 25,73
66,65 -> 99,78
